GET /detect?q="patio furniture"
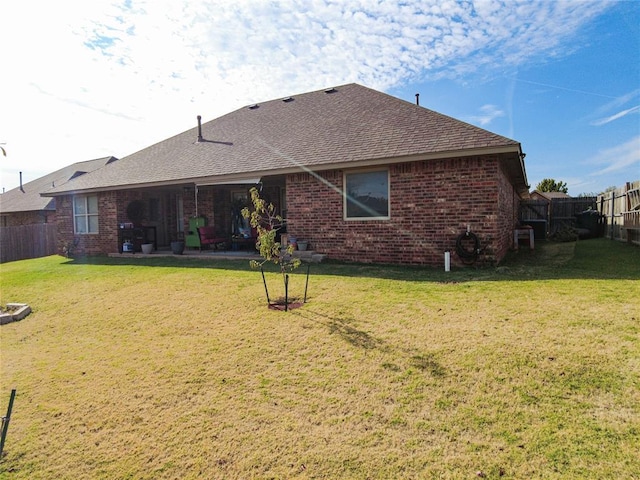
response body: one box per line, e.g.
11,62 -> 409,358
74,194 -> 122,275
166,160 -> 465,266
231,226 -> 258,251
197,226 -> 227,251
186,216 -> 206,249
514,225 -> 534,250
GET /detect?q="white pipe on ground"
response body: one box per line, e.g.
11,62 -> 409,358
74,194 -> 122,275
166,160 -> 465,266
444,251 -> 451,272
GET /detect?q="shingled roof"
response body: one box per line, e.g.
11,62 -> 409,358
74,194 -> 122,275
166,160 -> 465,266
45,83 -> 527,195
1,156 -> 118,213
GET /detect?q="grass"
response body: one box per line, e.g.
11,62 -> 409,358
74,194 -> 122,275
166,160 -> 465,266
0,238 -> 638,479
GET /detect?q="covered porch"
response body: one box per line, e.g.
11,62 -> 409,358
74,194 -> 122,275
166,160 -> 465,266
114,175 -> 287,254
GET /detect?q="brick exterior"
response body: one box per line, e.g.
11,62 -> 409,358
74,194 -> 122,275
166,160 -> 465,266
286,156 -> 519,266
56,188 -> 231,255
55,156 -> 520,266
1,210 -> 55,227
56,192 -> 120,256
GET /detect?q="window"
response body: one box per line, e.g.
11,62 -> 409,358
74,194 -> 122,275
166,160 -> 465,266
344,169 -> 390,220
73,195 -> 99,234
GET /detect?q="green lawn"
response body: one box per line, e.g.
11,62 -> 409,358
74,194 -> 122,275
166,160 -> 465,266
1,239 -> 639,479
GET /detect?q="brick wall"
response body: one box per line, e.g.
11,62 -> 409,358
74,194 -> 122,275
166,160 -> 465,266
1,210 -> 55,226
56,192 -> 120,255
53,157 -> 522,265
495,162 -> 521,260
286,156 -> 519,266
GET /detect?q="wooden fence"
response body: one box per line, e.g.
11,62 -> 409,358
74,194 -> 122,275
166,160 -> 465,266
519,197 -> 598,236
597,181 -> 640,245
0,224 -> 58,263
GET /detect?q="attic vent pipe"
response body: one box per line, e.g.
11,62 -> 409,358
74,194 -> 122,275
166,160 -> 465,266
415,93 -> 419,106
197,115 -> 203,142
19,171 -> 24,193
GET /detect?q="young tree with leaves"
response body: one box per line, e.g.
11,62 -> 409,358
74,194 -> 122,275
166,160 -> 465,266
241,187 -> 300,276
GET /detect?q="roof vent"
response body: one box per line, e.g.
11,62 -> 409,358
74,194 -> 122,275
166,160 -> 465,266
248,104 -> 260,110
69,171 -> 87,181
324,87 -> 337,94
197,115 -> 203,142
282,97 -> 294,103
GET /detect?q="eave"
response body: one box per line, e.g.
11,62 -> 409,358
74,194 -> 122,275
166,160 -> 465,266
44,144 -> 525,197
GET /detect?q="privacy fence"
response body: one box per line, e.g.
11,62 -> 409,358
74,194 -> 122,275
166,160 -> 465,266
519,196 -> 598,237
597,180 -> 640,245
0,224 -> 58,263
518,181 -> 640,246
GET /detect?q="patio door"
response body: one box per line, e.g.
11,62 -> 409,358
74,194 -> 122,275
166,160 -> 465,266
147,195 -> 171,246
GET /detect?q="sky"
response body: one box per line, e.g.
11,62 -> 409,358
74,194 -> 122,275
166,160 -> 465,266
1,0 -> 638,196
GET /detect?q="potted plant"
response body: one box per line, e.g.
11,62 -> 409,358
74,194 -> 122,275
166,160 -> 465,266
171,239 -> 185,254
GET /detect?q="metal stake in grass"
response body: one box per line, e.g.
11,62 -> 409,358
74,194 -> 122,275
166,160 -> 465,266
261,267 -> 271,305
284,274 -> 289,312
0,389 -> 16,458
303,263 -> 310,303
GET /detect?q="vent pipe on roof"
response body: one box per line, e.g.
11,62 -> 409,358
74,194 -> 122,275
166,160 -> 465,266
19,171 -> 24,193
197,115 -> 203,142
415,93 -> 420,106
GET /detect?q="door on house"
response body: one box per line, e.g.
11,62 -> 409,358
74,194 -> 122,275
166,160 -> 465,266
147,195 -> 171,246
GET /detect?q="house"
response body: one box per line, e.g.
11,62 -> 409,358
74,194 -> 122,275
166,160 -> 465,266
529,190 -> 571,202
0,156 -> 118,227
43,83 -> 529,266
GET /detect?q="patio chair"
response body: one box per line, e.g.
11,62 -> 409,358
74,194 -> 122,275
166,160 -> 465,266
197,226 -> 227,251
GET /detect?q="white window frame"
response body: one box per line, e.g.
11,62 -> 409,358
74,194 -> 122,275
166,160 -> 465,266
73,195 -> 99,234
343,168 -> 390,221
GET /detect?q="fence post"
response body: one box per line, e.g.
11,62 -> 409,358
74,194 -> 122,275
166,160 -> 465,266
610,190 -> 615,240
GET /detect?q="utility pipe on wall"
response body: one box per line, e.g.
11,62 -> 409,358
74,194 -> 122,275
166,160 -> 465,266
195,185 -> 199,218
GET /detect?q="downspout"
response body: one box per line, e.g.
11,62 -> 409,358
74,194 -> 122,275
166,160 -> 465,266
518,144 -> 529,195
195,114 -> 202,218
195,185 -> 199,218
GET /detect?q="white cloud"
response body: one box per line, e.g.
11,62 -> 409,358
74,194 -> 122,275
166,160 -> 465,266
589,89 -> 640,126
467,104 -> 505,126
0,0 -> 614,190
587,136 -> 640,176
593,89 -> 640,114
591,106 -> 640,126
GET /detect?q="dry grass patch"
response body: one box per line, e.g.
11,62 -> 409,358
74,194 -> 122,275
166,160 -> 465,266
1,239 -> 639,479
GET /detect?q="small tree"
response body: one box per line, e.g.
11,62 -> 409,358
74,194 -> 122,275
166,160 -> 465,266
242,187 -> 302,308
536,178 -> 568,193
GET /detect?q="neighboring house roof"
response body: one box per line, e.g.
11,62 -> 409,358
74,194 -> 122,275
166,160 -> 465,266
45,83 -> 527,196
0,156 -> 118,214
530,190 -> 571,201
